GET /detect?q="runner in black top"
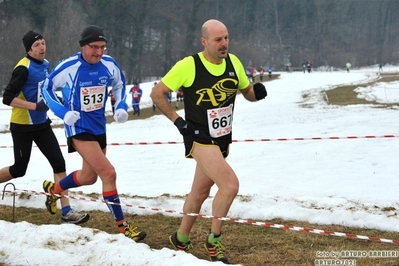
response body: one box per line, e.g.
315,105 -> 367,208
151,19 -> 267,264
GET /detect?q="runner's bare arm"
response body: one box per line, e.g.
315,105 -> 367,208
150,81 -> 180,122
240,84 -> 257,102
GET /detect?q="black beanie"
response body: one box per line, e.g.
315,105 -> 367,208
79,25 -> 107,47
22,31 -> 44,52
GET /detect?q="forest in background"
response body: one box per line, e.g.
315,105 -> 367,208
0,0 -> 398,87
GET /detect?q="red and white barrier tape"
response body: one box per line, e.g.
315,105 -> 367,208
0,134 -> 397,149
3,189 -> 399,245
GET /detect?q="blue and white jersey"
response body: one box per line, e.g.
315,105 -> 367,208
41,52 -> 127,137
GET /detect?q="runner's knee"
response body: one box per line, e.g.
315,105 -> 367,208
51,159 -> 66,174
99,169 -> 117,184
9,164 -> 28,178
219,179 -> 239,197
85,173 -> 98,185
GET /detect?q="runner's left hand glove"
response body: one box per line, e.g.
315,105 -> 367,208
114,109 -> 128,123
253,83 -> 267,100
174,117 -> 192,136
113,100 -> 128,123
63,111 -> 80,126
35,100 -> 49,111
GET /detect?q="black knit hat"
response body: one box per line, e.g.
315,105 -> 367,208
22,31 -> 44,52
79,25 -> 107,47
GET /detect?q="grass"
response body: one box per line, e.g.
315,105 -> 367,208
325,72 -> 399,108
1,205 -> 399,265
2,72 -> 399,265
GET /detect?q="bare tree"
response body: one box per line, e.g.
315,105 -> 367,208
1,0 -> 399,85
0,17 -> 34,89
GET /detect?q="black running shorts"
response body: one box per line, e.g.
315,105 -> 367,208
67,132 -> 107,153
183,128 -> 231,158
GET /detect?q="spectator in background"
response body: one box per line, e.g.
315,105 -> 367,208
109,89 -> 116,114
152,82 -> 157,113
302,60 -> 307,73
245,66 -> 256,83
245,66 -> 252,82
130,81 -> 142,116
285,59 -> 291,72
40,25 -> 146,242
259,66 -> 265,82
266,65 -> 273,79
0,30 -> 89,225
307,61 -> 313,73
379,63 -> 383,73
176,87 -> 184,109
166,90 -> 172,105
346,62 -> 352,73
251,66 -> 256,82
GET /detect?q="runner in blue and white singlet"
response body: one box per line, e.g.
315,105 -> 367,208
41,52 -> 126,137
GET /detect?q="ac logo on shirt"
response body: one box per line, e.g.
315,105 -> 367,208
196,78 -> 238,107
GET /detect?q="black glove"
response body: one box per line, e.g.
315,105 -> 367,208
35,100 -> 49,111
174,117 -> 191,136
253,83 -> 267,100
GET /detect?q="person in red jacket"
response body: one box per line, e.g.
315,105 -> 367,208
129,82 -> 142,116
109,89 -> 116,114
175,87 -> 184,109
307,61 -> 313,73
259,66 -> 265,81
